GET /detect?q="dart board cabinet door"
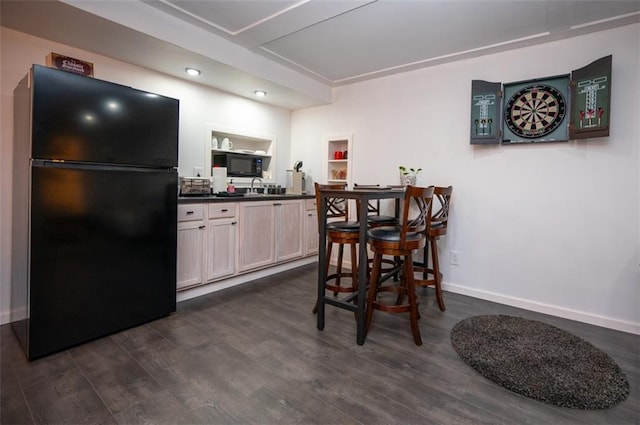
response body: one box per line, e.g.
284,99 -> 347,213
569,55 -> 612,140
470,80 -> 502,144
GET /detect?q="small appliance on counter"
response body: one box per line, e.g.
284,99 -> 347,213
179,177 -> 211,196
211,167 -> 227,193
286,161 -> 306,194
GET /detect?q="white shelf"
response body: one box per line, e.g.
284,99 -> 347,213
212,149 -> 271,158
203,124 -> 276,182
325,134 -> 352,187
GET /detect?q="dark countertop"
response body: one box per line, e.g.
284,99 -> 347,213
178,193 -> 314,203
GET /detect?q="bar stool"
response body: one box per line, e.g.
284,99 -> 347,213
413,186 -> 453,311
354,183 -> 401,277
353,184 -> 399,228
365,185 -> 434,345
313,183 -> 360,314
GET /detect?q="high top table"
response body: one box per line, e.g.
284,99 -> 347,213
316,186 -> 405,345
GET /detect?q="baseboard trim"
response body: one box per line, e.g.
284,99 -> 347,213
0,311 -> 11,326
177,256 -> 317,303
443,282 -> 640,335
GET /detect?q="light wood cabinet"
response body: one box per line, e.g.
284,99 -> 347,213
177,205 -> 206,290
238,201 -> 276,272
238,199 -> 305,272
274,200 -> 304,262
304,198 -> 319,256
178,198 -> 312,291
205,204 -> 237,281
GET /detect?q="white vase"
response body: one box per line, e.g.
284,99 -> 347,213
401,174 -> 416,186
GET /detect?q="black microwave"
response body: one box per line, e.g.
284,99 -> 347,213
212,152 -> 263,178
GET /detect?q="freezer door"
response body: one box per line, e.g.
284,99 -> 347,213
28,163 -> 177,359
31,65 -> 178,167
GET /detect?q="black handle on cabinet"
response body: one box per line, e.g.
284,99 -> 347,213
186,211 -> 194,215
231,221 -> 237,225
273,203 -> 282,206
198,225 -> 205,229
221,209 -> 228,212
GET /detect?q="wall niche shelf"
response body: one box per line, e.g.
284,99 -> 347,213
203,124 -> 276,183
325,134 -> 352,187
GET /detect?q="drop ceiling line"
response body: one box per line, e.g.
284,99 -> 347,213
258,46 -> 335,85
232,0 -> 311,35
570,10 -> 640,30
257,0 -> 377,47
154,0 -> 311,36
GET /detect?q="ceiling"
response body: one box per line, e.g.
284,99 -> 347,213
2,0 -> 639,110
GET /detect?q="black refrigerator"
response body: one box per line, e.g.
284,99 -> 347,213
11,65 -> 179,359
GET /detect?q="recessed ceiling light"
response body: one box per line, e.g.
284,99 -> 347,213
254,90 -> 267,97
185,68 -> 201,76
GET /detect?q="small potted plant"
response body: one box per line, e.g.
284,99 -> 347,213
399,166 -> 422,186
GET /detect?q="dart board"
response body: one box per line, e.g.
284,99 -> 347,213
502,75 -> 569,143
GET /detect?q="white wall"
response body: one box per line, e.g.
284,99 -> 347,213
292,24 -> 640,334
0,28 -> 292,324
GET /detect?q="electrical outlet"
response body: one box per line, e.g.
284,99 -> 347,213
450,250 -> 461,266
193,167 -> 203,177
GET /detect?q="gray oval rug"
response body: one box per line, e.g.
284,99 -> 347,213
450,315 -> 629,409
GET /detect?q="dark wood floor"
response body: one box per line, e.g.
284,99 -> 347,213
1,263 -> 639,424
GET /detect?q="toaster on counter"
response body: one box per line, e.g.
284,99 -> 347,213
179,177 -> 211,196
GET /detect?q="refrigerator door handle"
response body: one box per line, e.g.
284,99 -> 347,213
31,159 -> 176,173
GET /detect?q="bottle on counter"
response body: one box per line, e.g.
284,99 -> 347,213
227,179 -> 235,193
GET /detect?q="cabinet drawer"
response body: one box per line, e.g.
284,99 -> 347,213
306,199 -> 317,210
209,204 -> 237,219
178,204 -> 204,222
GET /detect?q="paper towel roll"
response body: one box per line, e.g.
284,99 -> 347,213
211,167 -> 227,193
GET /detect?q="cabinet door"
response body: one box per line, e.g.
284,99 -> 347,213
206,218 -> 237,281
304,208 -> 319,256
275,200 -> 304,262
177,220 -> 205,289
238,202 -> 275,272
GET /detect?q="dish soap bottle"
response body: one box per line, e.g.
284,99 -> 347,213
227,179 -> 235,193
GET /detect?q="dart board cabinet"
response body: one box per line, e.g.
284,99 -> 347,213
469,55 -> 611,145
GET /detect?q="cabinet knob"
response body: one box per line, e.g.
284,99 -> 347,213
231,221 -> 237,225
198,225 -> 205,229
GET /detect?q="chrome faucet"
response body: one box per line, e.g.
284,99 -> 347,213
250,177 -> 263,193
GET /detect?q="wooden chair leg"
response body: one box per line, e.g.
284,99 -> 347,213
422,244 -> 429,280
350,243 -> 358,290
404,254 -> 422,346
431,238 -> 445,311
395,270 -> 406,305
325,240 -> 333,276
334,243 -> 344,295
366,252 -> 382,332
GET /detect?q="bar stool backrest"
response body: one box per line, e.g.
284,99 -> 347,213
399,185 -> 434,248
429,186 -> 453,236
314,183 -> 350,231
